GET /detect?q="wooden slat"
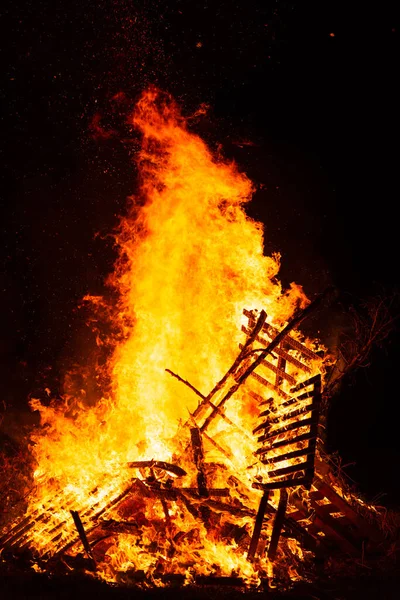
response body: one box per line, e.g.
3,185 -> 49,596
241,326 -> 311,372
243,310 -> 321,361
250,371 -> 290,399
268,457 -> 313,479
70,510 -> 96,569
291,374 -> 321,394
253,403 -> 316,434
267,489 -> 288,560
317,505 -> 346,518
262,444 -> 316,465
190,428 -> 209,498
268,327 -> 320,361
258,391 -> 317,420
259,398 -> 313,420
247,491 -> 270,561
257,415 -> 318,444
253,476 -> 311,491
276,347 -> 312,373
238,344 -> 296,385
275,350 -> 287,388
255,431 -> 317,455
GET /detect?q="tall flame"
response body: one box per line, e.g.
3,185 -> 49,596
31,88 -> 307,481
14,88 -> 321,582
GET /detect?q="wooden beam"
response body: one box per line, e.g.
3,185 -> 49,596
255,431 -> 317,455
253,476 -> 311,491
247,491 -> 270,561
190,428 -> 209,498
253,403 -> 316,434
262,444 -> 316,465
268,457 -> 314,479
238,344 -> 295,385
242,326 -> 312,373
267,489 -> 288,560
257,415 -> 318,444
243,308 -> 322,361
70,510 -> 96,570
250,371 -> 290,399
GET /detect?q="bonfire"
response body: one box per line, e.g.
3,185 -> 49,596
0,89 -> 393,590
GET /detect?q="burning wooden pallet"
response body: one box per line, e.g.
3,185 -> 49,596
240,308 -> 382,561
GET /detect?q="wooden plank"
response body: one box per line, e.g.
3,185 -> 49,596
253,403 -> 316,434
309,490 -> 325,501
267,489 -> 288,560
191,310 -> 268,430
159,495 -> 172,538
275,349 -> 287,387
257,415 -> 318,444
167,487 -> 229,498
259,400 -> 313,423
268,457 -> 314,479
247,491 -> 270,561
253,476 -> 311,491
241,326 -> 311,372
238,344 -> 296,385
262,443 -> 316,465
250,371 -> 290,399
255,431 -> 317,455
276,347 -> 312,373
190,428 -> 209,498
317,504 -> 344,516
258,392 -> 316,420
70,510 -> 96,570
286,509 -> 307,521
243,309 -> 321,361
291,375 -> 321,394
265,325 -> 321,362
197,301 -> 315,435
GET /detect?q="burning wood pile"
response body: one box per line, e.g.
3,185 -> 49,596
0,302 -> 383,586
0,89 -> 387,589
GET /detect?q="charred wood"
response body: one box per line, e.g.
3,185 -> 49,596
255,431 -> 317,455
257,415 -> 318,444
262,444 -> 316,465
238,343 -> 296,385
267,489 -> 288,560
253,404 -> 317,434
190,428 -> 209,498
247,491 -> 270,561
70,510 -> 96,571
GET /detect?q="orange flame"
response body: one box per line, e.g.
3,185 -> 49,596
16,88 -> 322,582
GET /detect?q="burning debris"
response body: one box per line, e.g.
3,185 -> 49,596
0,303 -> 385,586
0,89 -> 392,590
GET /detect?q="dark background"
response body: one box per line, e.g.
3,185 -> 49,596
1,1 -> 399,504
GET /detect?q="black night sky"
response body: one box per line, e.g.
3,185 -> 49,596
1,1 -> 399,506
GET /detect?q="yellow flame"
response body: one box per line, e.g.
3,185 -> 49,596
15,88 -> 325,582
